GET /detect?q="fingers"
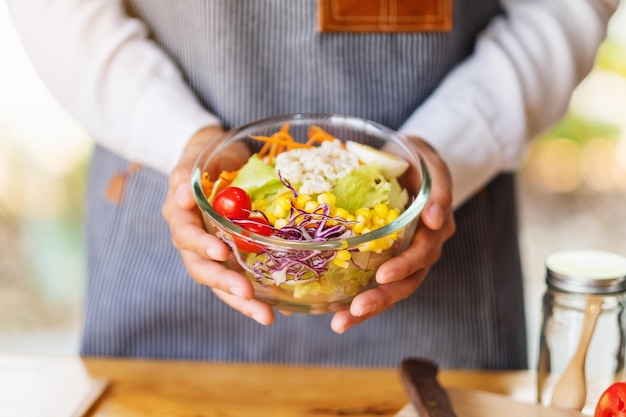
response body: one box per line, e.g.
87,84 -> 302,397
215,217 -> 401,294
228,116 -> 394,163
161,125 -> 278,326
329,136 -> 457,334
179,248 -> 254,298
214,141 -> 253,173
163,130 -> 456,333
164,186 -> 249,296
212,288 -> 275,326
330,269 -> 428,333
180,248 -> 274,326
164,185 -> 269,322
163,125 -> 229,260
410,137 -> 454,231
376,211 -> 455,285
162,190 -> 230,261
373,134 -> 456,282
169,125 -> 225,210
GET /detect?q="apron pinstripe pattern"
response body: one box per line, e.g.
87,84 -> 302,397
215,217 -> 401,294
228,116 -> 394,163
82,0 -> 528,369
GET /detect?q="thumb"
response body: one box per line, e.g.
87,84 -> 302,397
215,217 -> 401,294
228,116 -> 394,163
169,125 -> 224,209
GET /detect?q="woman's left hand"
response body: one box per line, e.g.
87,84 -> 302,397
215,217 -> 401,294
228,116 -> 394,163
330,136 -> 456,333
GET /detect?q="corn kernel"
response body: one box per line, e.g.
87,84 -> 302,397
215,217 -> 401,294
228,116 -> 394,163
371,215 -> 385,228
276,195 -> 292,211
332,259 -> 350,268
317,192 -> 336,207
373,203 -> 389,219
385,209 -> 400,224
265,212 -> 277,225
304,201 -> 319,213
274,218 -> 288,229
357,240 -> 376,252
359,237 -> 392,253
273,205 -> 287,218
378,237 -> 394,251
355,208 -> 371,221
335,250 -> 351,261
353,221 -> 366,234
296,194 -> 312,209
333,207 -> 350,220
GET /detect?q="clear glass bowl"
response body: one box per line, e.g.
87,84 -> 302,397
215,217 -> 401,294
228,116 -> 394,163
191,113 -> 431,313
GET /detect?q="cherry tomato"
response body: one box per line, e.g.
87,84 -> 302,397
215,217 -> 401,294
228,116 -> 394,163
595,382 -> 626,417
212,187 -> 251,220
233,217 -> 273,253
241,217 -> 273,235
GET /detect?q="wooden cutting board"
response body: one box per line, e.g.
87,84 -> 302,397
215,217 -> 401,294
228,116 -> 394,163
394,387 -> 587,417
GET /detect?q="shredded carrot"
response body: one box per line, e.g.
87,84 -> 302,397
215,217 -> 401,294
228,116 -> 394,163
306,126 -> 336,146
253,125 -> 309,161
252,135 -> 308,150
251,123 -> 337,161
203,124 -> 338,202
201,172 -> 214,196
257,139 -> 272,159
219,170 -> 238,183
202,169 -> 238,197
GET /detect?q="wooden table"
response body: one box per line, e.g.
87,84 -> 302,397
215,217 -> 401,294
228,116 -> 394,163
0,354 -> 538,417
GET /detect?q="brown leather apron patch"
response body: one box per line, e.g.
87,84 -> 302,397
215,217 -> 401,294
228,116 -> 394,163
318,0 -> 452,33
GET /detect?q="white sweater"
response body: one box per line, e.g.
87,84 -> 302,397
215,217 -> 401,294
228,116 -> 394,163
6,0 -> 618,206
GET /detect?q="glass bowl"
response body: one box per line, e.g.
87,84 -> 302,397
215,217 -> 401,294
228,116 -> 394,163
191,113 -> 431,314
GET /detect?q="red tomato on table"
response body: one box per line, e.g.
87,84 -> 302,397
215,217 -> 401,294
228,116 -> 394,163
595,382 -> 626,417
212,187 -> 251,219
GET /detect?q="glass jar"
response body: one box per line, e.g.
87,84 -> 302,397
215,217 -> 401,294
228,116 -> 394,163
537,250 -> 626,415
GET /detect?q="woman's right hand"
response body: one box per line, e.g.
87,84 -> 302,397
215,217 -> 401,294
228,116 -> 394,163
162,125 -> 277,326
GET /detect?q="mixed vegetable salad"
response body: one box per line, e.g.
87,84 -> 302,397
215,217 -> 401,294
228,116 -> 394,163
201,124 -> 412,299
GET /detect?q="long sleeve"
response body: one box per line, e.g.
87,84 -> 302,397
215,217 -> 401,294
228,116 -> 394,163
399,0 -> 619,207
7,0 -> 618,194
6,0 -> 221,174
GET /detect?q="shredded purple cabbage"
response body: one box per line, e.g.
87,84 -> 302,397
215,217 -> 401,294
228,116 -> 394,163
277,169 -> 298,198
225,175 -> 359,287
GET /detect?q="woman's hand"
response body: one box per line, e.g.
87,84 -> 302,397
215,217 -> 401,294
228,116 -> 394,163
162,125 -> 277,326
330,137 -> 456,333
164,129 -> 455,331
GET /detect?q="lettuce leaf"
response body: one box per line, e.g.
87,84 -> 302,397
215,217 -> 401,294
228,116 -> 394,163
333,164 -> 391,212
230,154 -> 287,201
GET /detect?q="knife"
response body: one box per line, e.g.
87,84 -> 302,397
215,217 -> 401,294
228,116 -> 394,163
399,358 -> 458,417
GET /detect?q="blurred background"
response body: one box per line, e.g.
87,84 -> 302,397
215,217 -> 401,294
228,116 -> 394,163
1,2 -> 625,367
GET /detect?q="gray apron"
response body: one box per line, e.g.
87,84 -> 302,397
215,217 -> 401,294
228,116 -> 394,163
82,0 -> 528,369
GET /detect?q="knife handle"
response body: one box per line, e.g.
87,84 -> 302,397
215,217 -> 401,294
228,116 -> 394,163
399,358 -> 458,417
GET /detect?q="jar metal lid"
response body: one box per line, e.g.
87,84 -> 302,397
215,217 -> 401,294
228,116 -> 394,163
545,250 -> 626,294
